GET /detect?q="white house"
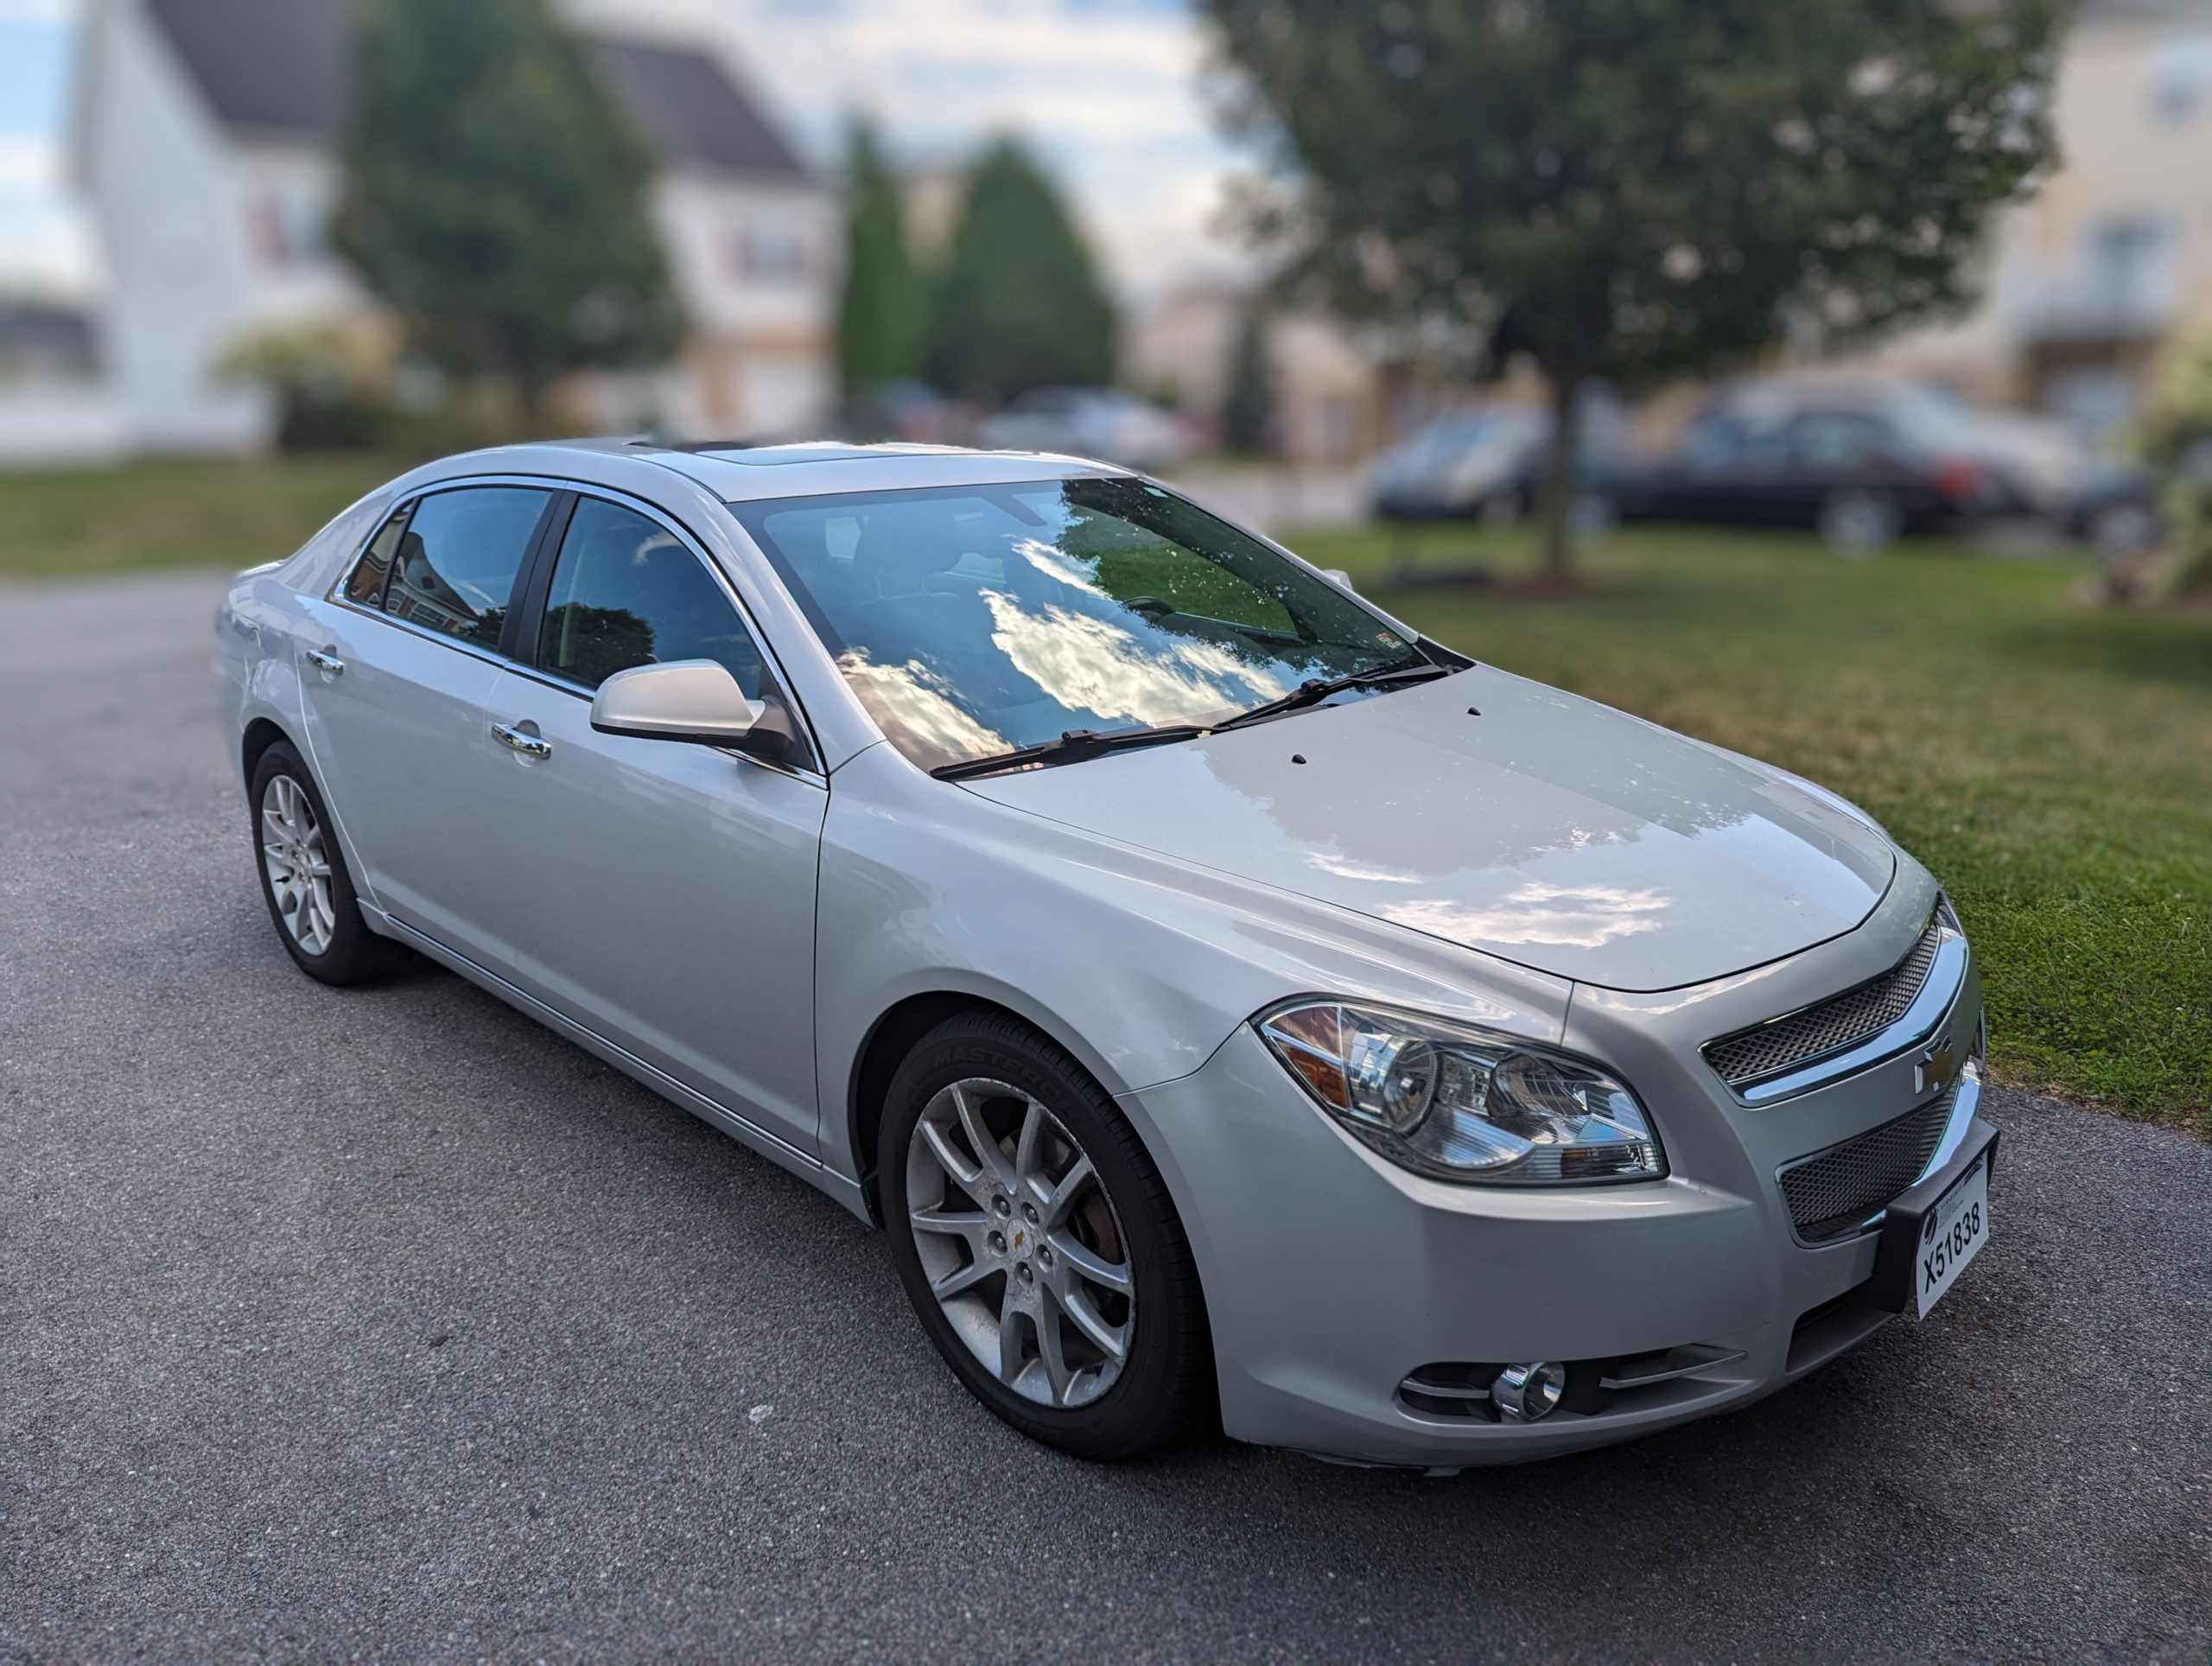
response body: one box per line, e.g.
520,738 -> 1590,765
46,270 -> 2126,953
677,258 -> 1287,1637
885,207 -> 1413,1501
67,0 -> 839,456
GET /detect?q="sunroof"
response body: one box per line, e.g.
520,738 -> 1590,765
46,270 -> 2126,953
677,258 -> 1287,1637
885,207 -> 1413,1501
632,439 -> 956,466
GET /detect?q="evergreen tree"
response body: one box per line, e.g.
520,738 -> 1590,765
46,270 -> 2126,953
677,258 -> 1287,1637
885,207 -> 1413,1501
1220,303 -> 1277,455
836,117 -> 925,397
1205,0 -> 2063,579
924,137 -> 1116,404
334,0 -> 681,428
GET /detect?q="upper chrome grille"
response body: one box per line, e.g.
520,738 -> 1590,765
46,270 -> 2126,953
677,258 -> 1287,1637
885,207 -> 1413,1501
1778,1078 -> 1960,1244
1704,914 -> 1944,1091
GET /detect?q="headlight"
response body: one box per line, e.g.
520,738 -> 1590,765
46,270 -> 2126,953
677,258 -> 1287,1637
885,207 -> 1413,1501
1255,1000 -> 1666,1186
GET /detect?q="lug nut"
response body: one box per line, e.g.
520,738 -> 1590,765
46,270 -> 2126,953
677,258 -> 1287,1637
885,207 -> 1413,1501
993,1195 -> 1012,1217
987,1230 -> 1006,1255
1021,1202 -> 1039,1224
1016,1262 -> 1034,1285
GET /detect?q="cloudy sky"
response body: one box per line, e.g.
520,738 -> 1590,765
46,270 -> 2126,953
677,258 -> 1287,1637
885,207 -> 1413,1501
0,0 -> 1252,299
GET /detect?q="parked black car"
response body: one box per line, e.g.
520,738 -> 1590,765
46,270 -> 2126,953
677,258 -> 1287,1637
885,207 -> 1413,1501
1600,381 -> 2092,554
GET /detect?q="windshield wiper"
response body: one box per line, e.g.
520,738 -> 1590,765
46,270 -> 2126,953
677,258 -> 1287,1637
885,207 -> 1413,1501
1209,655 -> 1454,734
932,722 -> 1211,783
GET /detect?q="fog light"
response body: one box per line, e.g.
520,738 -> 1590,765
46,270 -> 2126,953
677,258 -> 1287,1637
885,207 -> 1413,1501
1490,1360 -> 1567,1423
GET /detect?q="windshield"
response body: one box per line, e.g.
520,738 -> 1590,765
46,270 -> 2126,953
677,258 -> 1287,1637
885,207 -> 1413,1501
733,477 -> 1419,772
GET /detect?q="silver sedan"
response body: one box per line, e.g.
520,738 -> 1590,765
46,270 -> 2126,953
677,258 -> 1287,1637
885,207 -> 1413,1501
215,439 -> 1997,1468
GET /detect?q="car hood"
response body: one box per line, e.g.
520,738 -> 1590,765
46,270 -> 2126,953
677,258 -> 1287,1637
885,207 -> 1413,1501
960,668 -> 1895,992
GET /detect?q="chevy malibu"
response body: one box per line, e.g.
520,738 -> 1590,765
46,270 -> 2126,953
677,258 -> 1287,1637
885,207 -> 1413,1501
215,438 -> 1997,1467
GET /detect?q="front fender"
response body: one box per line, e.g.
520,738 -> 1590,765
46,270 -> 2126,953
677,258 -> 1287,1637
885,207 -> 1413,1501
810,742 -> 1574,1186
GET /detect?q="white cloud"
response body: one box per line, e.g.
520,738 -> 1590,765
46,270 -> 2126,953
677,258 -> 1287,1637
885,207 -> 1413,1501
0,136 -> 60,194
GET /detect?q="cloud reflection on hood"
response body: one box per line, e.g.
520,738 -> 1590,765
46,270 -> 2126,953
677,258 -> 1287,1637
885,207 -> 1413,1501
1379,881 -> 1671,950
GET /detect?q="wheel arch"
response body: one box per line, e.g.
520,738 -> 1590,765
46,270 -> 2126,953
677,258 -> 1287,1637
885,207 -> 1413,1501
241,715 -> 295,789
845,988 -> 1141,1227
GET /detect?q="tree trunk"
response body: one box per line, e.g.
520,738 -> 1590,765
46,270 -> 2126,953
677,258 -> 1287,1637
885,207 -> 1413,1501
1535,370 -> 1586,587
513,364 -> 547,440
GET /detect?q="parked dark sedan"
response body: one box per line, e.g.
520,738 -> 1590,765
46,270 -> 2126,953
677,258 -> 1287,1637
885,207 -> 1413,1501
1601,382 -> 2089,554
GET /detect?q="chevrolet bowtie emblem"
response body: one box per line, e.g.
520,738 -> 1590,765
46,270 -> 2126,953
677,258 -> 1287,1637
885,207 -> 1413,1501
1916,1039 -> 1962,1097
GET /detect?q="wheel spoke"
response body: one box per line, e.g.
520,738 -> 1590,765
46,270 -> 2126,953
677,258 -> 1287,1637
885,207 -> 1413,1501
1013,1097 -> 1046,1193
930,1257 -> 994,1300
995,1297 -> 1028,1384
1058,1287 -> 1128,1363
909,1203 -> 986,1237
952,1084 -> 1016,1192
1047,1230 -> 1131,1296
918,1117 -> 991,1206
1042,1154 -> 1095,1230
1036,1294 -> 1076,1406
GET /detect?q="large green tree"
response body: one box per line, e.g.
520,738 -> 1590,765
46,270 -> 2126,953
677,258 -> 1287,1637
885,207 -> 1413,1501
924,137 -> 1117,404
335,0 -> 681,429
836,116 -> 925,397
1204,0 -> 2064,578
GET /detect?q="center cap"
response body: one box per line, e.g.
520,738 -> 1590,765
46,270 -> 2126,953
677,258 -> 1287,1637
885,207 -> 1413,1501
1008,1224 -> 1030,1258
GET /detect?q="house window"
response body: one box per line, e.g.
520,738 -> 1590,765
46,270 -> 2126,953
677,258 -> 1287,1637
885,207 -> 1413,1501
247,187 -> 328,270
728,219 -> 811,287
2150,38 -> 2212,126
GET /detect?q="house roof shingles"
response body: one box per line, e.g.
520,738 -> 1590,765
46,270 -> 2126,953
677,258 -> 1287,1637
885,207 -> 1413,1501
144,0 -> 809,180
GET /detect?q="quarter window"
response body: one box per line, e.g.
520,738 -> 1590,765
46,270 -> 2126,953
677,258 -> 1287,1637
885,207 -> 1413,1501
343,504 -> 411,607
536,497 -> 765,695
381,486 -> 552,650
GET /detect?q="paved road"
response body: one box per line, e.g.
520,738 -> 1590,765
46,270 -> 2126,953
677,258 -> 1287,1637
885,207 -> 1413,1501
3,569 -> 2207,1662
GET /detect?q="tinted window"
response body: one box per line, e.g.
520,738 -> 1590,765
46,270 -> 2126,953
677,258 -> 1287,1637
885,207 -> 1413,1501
735,478 -> 1417,773
537,497 -> 764,695
382,486 -> 550,650
342,505 -> 410,607
1787,413 -> 1888,471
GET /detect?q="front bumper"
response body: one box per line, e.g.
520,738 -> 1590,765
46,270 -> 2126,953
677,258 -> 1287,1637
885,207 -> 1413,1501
1120,886 -> 1989,1469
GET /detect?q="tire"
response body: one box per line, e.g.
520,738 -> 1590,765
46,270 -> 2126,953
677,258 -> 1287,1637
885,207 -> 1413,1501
249,741 -> 403,985
1817,490 -> 1902,557
880,1011 -> 1211,1460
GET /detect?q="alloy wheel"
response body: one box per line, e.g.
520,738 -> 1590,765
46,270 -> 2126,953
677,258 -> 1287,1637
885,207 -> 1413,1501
904,1078 -> 1136,1409
260,773 -> 338,956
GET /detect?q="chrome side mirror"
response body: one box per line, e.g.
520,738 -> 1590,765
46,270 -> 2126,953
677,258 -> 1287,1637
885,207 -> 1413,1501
589,659 -> 792,760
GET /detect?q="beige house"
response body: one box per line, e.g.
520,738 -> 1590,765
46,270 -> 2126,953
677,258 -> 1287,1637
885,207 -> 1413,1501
1124,279 -> 1446,464
1872,0 -> 2212,436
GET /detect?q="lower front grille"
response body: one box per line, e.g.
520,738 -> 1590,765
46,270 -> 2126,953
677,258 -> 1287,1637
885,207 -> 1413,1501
1778,1081 -> 1958,1243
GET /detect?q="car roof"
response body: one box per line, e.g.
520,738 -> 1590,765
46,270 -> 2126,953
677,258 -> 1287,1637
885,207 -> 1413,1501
480,436 -> 1131,503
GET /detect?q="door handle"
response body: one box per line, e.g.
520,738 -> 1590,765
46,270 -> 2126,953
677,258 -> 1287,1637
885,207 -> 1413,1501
491,722 -> 552,760
305,648 -> 345,677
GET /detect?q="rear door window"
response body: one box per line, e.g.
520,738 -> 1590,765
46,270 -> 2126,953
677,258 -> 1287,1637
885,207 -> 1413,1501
382,486 -> 554,651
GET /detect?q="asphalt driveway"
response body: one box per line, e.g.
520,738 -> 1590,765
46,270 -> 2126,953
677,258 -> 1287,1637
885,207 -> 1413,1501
3,569 -> 2207,1661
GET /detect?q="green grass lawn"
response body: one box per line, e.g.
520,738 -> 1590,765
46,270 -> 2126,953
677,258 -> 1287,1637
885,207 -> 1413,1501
1298,522 -> 2212,1129
3,458 -> 2204,1126
0,455 -> 404,579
